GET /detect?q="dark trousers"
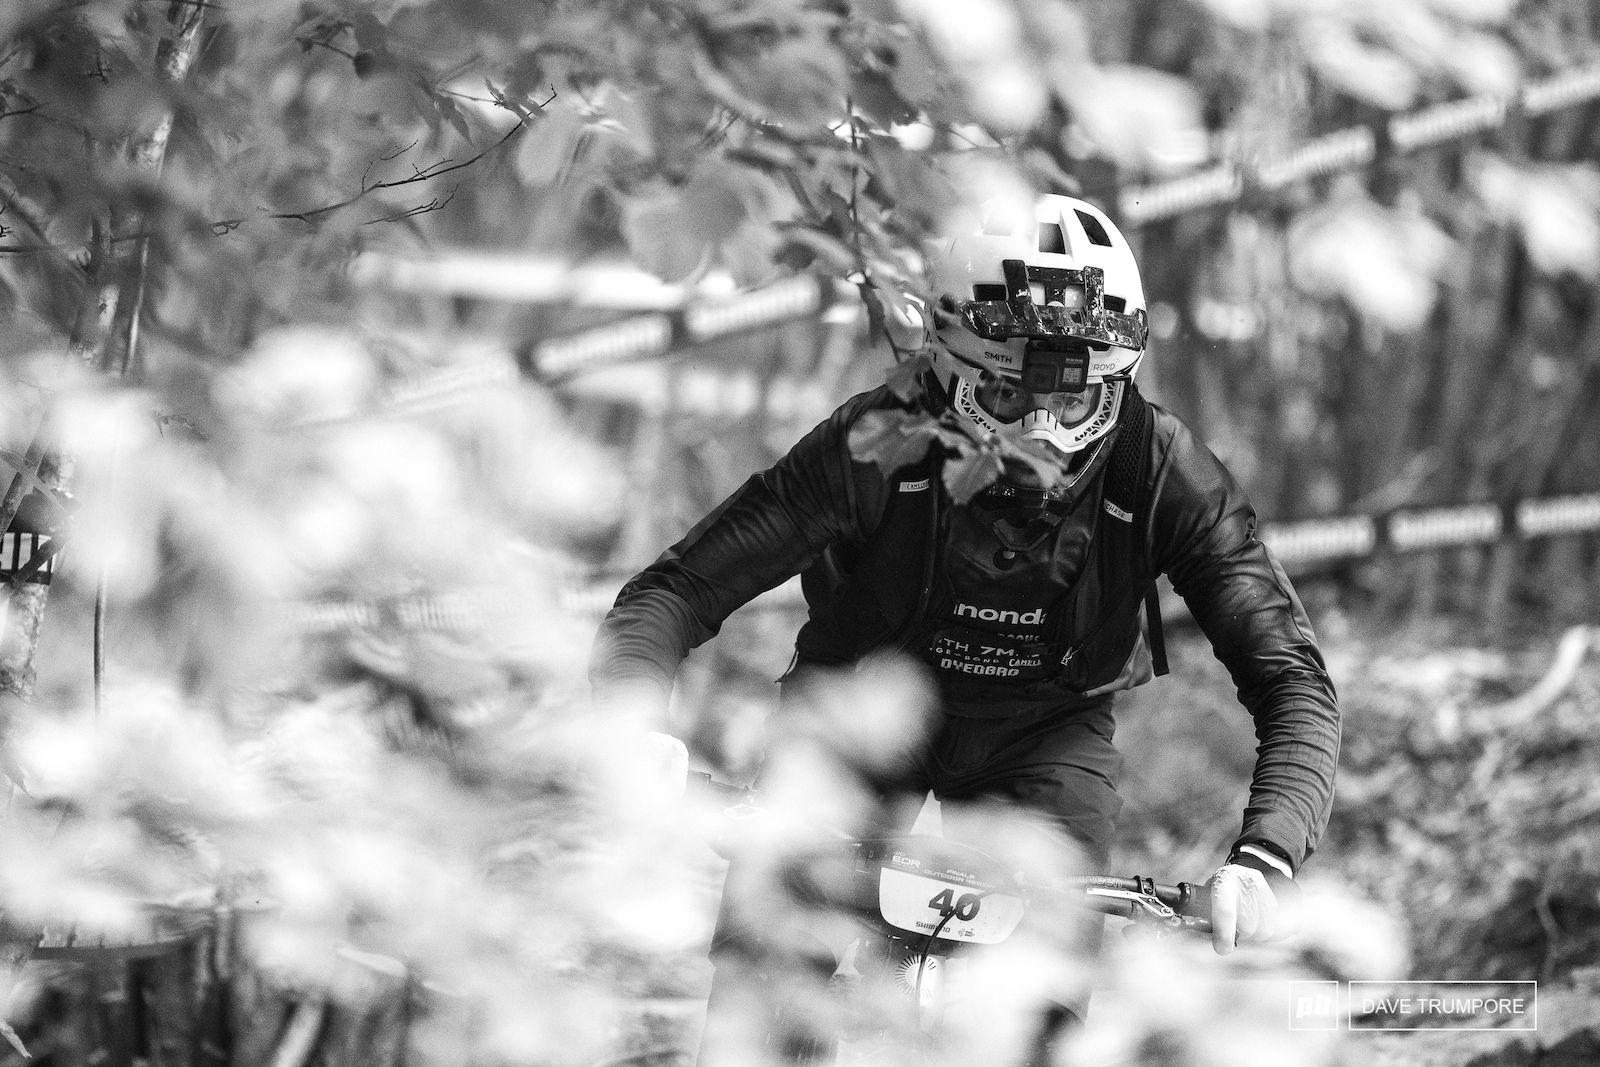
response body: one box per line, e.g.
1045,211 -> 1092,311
888,696 -> 1124,868
698,678 -> 1124,1065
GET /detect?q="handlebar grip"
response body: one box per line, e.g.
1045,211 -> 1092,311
1058,875 -> 1213,929
1171,880 -> 1210,922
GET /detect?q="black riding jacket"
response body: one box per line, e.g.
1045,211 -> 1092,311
590,382 -> 1340,871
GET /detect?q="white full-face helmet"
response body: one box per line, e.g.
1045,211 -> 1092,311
929,194 -> 1148,459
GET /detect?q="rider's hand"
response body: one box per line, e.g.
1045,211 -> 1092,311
1208,846 -> 1301,955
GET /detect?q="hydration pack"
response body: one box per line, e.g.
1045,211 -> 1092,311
795,377 -> 1168,690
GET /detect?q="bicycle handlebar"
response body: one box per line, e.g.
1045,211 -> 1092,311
688,773 -> 1213,933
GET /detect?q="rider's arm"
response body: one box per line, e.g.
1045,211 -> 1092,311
1145,411 -> 1340,875
589,392 -> 885,721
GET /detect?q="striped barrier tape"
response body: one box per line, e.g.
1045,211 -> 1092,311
284,592 -> 489,635
285,491 -> 1600,631
1259,515 -> 1377,565
335,64 -> 1600,406
0,531 -> 54,585
312,275 -> 846,427
343,63 -> 1600,403
530,275 -> 839,383
1517,493 -> 1600,538
1120,61 -> 1600,226
1263,492 -> 1600,567
1388,502 -> 1503,552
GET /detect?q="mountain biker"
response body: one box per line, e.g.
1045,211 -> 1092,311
590,193 -> 1339,1060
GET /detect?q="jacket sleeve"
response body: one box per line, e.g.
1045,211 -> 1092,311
588,400 -> 870,716
1146,414 -> 1340,872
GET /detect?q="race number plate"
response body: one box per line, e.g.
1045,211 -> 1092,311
877,868 -> 1026,944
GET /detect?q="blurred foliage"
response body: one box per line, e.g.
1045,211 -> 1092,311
0,0 -> 1598,1065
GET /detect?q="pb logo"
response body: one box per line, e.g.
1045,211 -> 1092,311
1289,981 -> 1340,1030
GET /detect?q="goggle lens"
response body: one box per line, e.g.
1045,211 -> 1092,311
974,378 -> 1103,428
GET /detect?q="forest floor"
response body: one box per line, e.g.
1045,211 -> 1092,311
1113,607 -> 1600,1067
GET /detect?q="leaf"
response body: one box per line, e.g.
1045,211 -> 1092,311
1288,193 -> 1453,331
349,10 -> 388,53
0,1019 -> 29,1060
861,282 -> 927,353
1019,148 -> 1081,196
848,408 -> 949,472
514,106 -> 585,186
850,69 -> 916,128
883,353 -> 936,402
1057,64 -> 1207,174
991,437 -> 1064,490
861,280 -> 888,348
681,161 -> 755,247
716,38 -> 850,128
1295,17 -> 1418,110
622,191 -> 711,282
439,96 -> 473,143
884,32 -> 942,105
942,446 -> 1005,504
0,745 -> 28,796
778,226 -> 857,273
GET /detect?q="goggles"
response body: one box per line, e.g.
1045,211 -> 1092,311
974,376 -> 1104,428
956,259 -> 1149,352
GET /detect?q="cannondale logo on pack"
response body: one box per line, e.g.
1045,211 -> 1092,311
954,603 -> 1044,625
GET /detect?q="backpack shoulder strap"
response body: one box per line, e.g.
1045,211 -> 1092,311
1101,381 -> 1153,522
1098,382 -> 1168,676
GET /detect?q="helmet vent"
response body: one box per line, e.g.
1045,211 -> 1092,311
1037,222 -> 1066,254
1104,295 -> 1126,312
973,284 -> 1008,302
1075,210 -> 1113,247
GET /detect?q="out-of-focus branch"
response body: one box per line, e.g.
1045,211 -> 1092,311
364,187 -> 457,225
267,998 -> 329,1067
1465,625 -> 1598,735
213,89 -> 551,231
0,414 -> 48,540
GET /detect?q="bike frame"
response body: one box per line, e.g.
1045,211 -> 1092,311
689,773 -> 1213,1062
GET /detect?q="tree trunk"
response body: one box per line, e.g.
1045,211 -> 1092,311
0,0 -> 210,1045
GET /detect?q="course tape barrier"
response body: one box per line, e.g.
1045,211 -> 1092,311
1264,492 -> 1600,566
531,275 -> 838,383
286,492 -> 1600,632
0,532 -> 54,585
1120,61 -> 1600,226
285,592 -> 489,634
330,275 -> 844,424
342,65 -> 1600,407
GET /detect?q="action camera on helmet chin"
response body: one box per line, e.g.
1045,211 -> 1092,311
1021,341 -> 1091,394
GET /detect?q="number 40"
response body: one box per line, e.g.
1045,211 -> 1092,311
927,888 -> 982,921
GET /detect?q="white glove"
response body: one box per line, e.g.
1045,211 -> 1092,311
1209,862 -> 1295,955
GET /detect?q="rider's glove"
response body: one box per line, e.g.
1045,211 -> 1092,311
1208,845 -> 1301,955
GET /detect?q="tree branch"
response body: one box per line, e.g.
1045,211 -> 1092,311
364,187 -> 457,226
270,105 -> 541,224
208,87 -> 553,232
